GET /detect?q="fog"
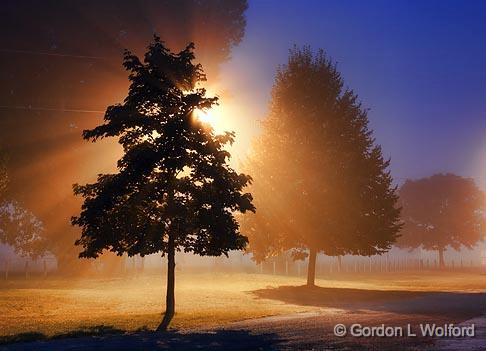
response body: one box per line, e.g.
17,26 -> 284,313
0,0 -> 485,280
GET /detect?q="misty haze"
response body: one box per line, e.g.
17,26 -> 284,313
0,1 -> 485,351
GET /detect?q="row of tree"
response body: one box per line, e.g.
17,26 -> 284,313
1,38 -> 484,332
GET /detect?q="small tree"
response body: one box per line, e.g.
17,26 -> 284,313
398,173 -> 485,268
0,201 -> 45,258
0,150 -> 45,259
72,37 -> 254,331
243,47 -> 401,286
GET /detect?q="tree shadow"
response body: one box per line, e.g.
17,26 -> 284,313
0,326 -> 125,346
253,285 -> 486,319
0,328 -> 281,350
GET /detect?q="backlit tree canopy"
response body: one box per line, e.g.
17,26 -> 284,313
72,37 -> 254,330
398,173 -> 485,268
0,0 -> 249,272
243,46 -> 402,286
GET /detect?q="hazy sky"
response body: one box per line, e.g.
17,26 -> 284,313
221,0 -> 486,188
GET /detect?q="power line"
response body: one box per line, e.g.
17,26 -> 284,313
0,105 -> 104,114
0,48 -> 112,60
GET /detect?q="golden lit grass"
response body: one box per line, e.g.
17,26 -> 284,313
0,271 -> 484,337
312,271 -> 486,293
0,272 -> 310,336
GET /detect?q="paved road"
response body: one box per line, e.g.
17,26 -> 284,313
2,310 -> 484,351
431,315 -> 486,351
2,288 -> 485,350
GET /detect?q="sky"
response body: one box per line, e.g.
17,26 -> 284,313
220,0 -> 486,188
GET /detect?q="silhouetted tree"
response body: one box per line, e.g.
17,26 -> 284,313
72,37 -> 254,330
398,174 -> 485,268
243,47 -> 401,286
0,0 -> 248,274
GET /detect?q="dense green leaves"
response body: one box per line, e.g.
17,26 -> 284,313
72,37 -> 255,259
243,46 -> 401,262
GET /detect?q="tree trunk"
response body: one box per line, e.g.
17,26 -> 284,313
306,247 -> 317,286
438,247 -> 445,269
157,233 -> 176,331
337,256 -> 342,273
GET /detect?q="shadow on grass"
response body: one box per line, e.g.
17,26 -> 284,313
0,325 -> 126,346
253,285 -> 486,319
0,327 -> 281,351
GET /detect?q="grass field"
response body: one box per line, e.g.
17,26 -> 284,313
0,271 -> 485,338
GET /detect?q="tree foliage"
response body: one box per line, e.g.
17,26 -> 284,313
0,0 -> 248,272
398,173 -> 485,266
72,37 -> 254,329
0,201 -> 45,258
242,47 -> 401,284
0,148 -> 45,258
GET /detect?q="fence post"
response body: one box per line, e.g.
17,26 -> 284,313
4,259 -> 9,281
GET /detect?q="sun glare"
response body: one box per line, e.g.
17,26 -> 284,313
194,109 -> 218,130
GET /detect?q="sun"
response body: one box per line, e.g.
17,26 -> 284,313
194,109 -> 218,130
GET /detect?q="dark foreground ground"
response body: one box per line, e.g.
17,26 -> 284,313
1,285 -> 485,351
